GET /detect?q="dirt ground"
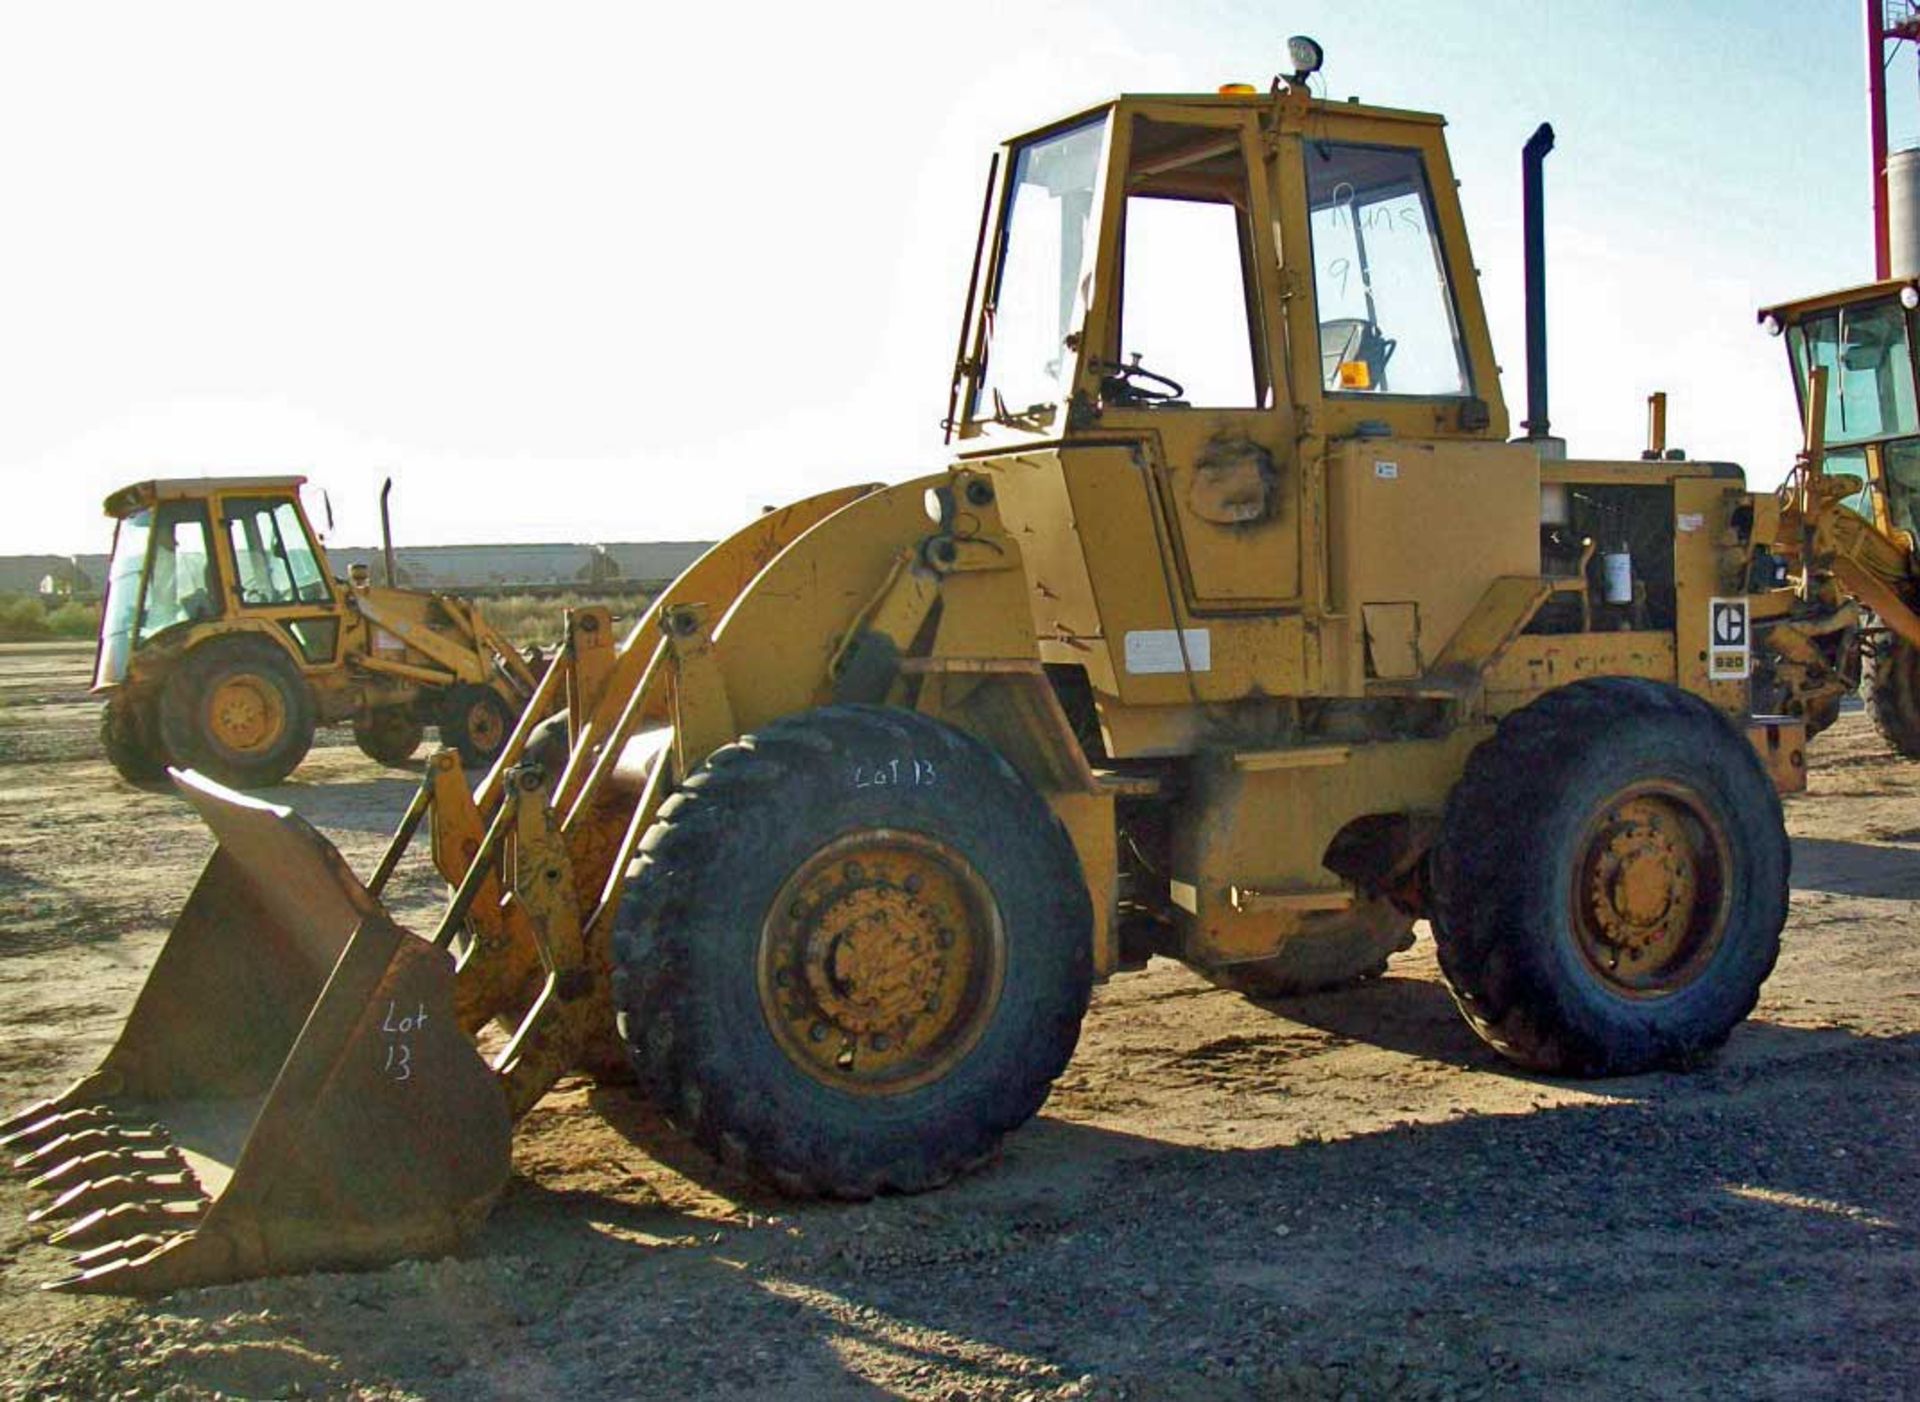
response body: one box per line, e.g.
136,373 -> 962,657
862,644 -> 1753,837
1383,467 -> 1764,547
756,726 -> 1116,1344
0,639 -> 1915,1401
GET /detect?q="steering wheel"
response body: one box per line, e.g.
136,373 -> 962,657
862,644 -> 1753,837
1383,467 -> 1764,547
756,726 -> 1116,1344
1101,353 -> 1185,406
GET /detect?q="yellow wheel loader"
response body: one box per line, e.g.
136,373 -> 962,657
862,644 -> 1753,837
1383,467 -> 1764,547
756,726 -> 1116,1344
92,476 -> 540,788
1753,284 -> 1920,755
5,47 -> 1851,1291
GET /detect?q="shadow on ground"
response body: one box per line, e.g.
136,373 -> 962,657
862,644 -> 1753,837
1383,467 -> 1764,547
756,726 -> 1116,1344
1790,836 -> 1920,900
36,1016 -> 1910,1401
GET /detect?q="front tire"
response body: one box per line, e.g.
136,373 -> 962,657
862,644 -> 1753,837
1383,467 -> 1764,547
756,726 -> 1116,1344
157,638 -> 316,788
354,706 -> 425,766
100,694 -> 167,785
1431,678 -> 1788,1075
1864,634 -> 1920,758
612,705 -> 1093,1197
438,684 -> 516,772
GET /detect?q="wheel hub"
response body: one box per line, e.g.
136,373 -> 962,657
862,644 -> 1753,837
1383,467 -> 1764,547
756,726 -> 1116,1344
467,700 -> 504,751
207,676 -> 282,753
1572,787 -> 1729,995
803,885 -> 947,1035
1589,819 -> 1696,959
759,832 -> 1004,1095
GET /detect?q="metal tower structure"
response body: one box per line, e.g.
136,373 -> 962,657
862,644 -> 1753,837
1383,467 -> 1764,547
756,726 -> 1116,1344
1869,0 -> 1920,275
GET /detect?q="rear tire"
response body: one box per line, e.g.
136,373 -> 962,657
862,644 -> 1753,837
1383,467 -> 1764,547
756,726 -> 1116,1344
612,704 -> 1092,1196
100,694 -> 167,785
438,684 -> 515,772
1201,897 -> 1415,997
1864,634 -> 1920,758
1430,678 -> 1787,1075
157,638 -> 316,788
354,707 -> 425,766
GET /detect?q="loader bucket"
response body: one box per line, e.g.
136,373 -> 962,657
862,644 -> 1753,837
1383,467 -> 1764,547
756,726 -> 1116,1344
2,772 -> 512,1293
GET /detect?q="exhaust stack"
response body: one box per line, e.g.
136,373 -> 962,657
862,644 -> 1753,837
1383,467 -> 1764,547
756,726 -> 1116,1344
379,477 -> 398,587
1521,122 -> 1564,458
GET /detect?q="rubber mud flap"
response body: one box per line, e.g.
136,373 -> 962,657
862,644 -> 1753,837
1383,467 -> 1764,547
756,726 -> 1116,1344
1,770 -> 512,1292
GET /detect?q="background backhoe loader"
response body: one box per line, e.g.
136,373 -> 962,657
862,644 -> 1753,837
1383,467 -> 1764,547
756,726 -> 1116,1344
1754,283 -> 1920,756
93,476 -> 541,787
4,46 -> 1856,1291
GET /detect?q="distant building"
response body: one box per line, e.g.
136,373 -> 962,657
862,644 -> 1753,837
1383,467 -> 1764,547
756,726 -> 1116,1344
0,555 -> 105,598
1,542 -> 712,600
323,540 -> 712,594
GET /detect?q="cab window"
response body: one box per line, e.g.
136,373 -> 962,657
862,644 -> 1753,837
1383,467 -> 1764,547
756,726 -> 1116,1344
223,497 -> 331,607
1306,143 -> 1469,397
1885,438 -> 1920,542
1820,448 -> 1878,520
137,500 -> 218,641
1113,117 -> 1264,408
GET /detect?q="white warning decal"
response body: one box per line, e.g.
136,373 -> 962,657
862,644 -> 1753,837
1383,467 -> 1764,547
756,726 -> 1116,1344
1708,597 -> 1750,681
1125,628 -> 1212,675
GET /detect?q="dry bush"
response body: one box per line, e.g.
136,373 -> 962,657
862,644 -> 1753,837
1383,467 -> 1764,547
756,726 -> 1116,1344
0,596 -> 51,642
46,601 -> 100,638
475,593 -> 644,650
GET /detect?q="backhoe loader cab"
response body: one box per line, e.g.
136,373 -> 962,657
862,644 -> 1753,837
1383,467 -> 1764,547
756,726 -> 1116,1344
94,476 -> 538,788
6,65 -> 1852,1291
98,478 -> 333,692
1757,282 -> 1920,754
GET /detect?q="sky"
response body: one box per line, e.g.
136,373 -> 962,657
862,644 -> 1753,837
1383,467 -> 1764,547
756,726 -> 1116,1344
0,1 -> 1895,556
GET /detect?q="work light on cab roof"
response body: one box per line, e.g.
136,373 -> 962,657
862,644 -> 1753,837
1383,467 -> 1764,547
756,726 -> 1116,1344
1285,34 -> 1324,85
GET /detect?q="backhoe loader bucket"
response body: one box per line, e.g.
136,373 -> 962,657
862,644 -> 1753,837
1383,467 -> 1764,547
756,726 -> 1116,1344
2,772 -> 511,1292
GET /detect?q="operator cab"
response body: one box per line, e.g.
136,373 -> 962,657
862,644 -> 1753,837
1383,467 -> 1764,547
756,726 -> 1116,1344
96,477 -> 337,689
952,56 -> 1504,451
946,46 -> 1532,712
1761,281 -> 1920,547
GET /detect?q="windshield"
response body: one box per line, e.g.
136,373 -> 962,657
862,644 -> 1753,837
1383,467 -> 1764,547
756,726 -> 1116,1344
1306,143 -> 1469,397
1788,300 -> 1919,446
95,510 -> 152,687
972,117 -> 1105,422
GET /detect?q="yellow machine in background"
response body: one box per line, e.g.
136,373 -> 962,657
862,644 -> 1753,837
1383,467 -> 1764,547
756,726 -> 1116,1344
1755,283 -> 1920,756
5,43 -> 1851,1291
93,476 -> 540,787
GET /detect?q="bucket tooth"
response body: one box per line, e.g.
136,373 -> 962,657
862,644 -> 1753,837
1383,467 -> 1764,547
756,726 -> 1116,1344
14,1127 -> 164,1172
47,1201 -> 203,1250
30,1148 -> 179,1192
47,1234 -> 184,1293
28,1171 -> 202,1223
0,1099 -> 70,1141
0,1106 -> 110,1155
